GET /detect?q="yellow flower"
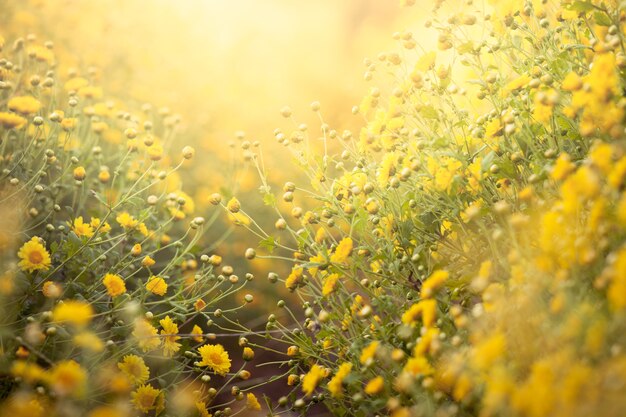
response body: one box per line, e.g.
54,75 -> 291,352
64,77 -> 89,92
246,393 -> 261,410
138,222 -> 149,236
131,243 -> 142,256
472,332 -> 506,371
328,362 -> 352,398
195,402 -> 212,417
42,281 -> 62,298
197,343 -> 231,376
285,266 -> 303,291
117,212 -> 139,229
131,384 -> 162,413
90,218 -> 111,233
8,96 -> 41,115
88,406 -> 126,417
243,347 -> 255,361
191,324 -> 204,342
194,299 -> 206,311
402,299 -> 437,327
561,71 -> 582,91
73,331 -> 104,352
49,360 -> 87,397
133,318 -> 162,352
146,276 -> 167,296
142,256 -> 156,268
52,300 -> 93,327
118,355 -> 150,385
404,356 -> 433,376
360,341 -> 379,365
503,74 -> 531,95
322,273 -> 340,296
550,153 -> 575,181
159,315 -> 181,357
420,270 -> 448,298
71,216 -> 94,238
73,166 -> 86,181
302,364 -> 325,396
102,273 -> 126,297
0,112 -> 27,129
364,376 -> 385,395
98,170 -> 111,183
17,237 -> 51,272
287,374 -> 299,385
10,360 -> 46,384
330,237 -> 353,264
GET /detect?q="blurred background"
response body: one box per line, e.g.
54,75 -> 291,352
8,0 -> 423,139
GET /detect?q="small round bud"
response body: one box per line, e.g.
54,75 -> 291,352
124,128 -> 137,139
209,193 -> 222,205
73,166 -> 86,180
182,146 -> 195,159
242,347 -> 255,361
280,106 -> 292,117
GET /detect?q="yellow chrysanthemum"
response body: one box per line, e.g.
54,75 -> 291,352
420,270 -> 449,298
0,112 -> 27,129
360,341 -> 379,365
196,401 -> 212,417
246,393 -> 261,410
131,384 -> 162,413
42,281 -> 62,298
330,237 -> 353,264
302,364 -> 325,396
88,406 -> 125,417
17,237 -> 51,272
197,343 -> 231,376
328,362 -> 352,398
142,256 -> 156,268
102,273 -> 126,297
118,355 -> 150,385
159,315 -> 181,357
191,324 -> 204,342
322,273 -> 340,296
90,217 -> 111,233
116,212 -> 139,229
364,376 -> 385,395
52,300 -> 93,327
8,96 -> 41,115
133,318 -> 162,352
145,276 -> 167,296
73,331 -> 104,352
70,216 -> 94,238
49,360 -> 87,397
285,266 -> 303,291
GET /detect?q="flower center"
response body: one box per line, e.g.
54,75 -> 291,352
210,352 -> 223,364
29,251 -> 43,264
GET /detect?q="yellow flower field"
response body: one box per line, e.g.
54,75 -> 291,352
0,0 -> 626,416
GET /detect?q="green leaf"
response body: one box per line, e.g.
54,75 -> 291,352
457,41 -> 474,54
593,11 -> 612,26
481,151 -> 497,173
566,1 -> 595,13
258,236 -> 279,254
420,105 -> 439,120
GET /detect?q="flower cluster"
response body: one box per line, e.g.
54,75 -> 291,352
222,1 -> 626,416
0,28 -> 262,417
